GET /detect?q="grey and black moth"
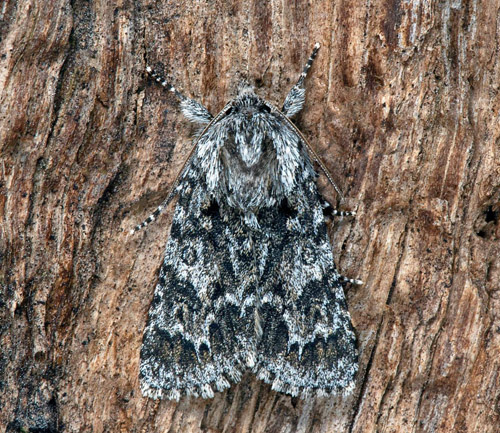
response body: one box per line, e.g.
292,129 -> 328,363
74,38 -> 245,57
132,43 -> 362,401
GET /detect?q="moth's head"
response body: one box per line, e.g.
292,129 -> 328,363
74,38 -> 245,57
228,88 -> 272,118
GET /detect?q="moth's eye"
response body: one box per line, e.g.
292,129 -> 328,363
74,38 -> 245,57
259,104 -> 271,113
225,106 -> 234,116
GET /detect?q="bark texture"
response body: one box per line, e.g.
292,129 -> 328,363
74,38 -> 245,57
1,0 -> 499,432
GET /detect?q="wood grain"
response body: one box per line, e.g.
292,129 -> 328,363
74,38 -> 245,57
1,0 -> 499,432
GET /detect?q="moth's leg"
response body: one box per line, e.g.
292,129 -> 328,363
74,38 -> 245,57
322,202 -> 363,285
339,275 -> 364,285
130,199 -> 170,235
146,66 -> 213,124
324,207 -> 357,218
322,202 -> 356,218
282,43 -> 320,117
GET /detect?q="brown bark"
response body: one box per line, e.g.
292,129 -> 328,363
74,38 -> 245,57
1,0 -> 499,432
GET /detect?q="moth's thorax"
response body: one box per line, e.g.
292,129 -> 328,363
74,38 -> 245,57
196,90 -> 313,217
219,102 -> 280,214
225,92 -> 273,168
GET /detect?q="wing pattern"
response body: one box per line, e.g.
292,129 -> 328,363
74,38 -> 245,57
139,89 -> 358,400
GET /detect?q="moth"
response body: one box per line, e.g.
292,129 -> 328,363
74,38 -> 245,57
133,43 -> 361,400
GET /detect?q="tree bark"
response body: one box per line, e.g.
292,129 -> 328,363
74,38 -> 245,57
1,0 -> 499,432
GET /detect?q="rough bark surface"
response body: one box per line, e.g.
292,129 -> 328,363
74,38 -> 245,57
1,0 -> 499,432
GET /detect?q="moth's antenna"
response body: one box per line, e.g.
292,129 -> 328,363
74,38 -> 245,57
282,43 -> 321,117
146,66 -> 213,124
130,67 -> 220,235
280,42 -> 345,200
296,42 -> 321,88
146,66 -> 187,101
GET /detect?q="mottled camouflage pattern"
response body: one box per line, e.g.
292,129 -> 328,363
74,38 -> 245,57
137,44 -> 358,400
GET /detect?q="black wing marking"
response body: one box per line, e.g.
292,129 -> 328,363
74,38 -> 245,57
254,180 -> 358,398
139,174 -> 259,400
